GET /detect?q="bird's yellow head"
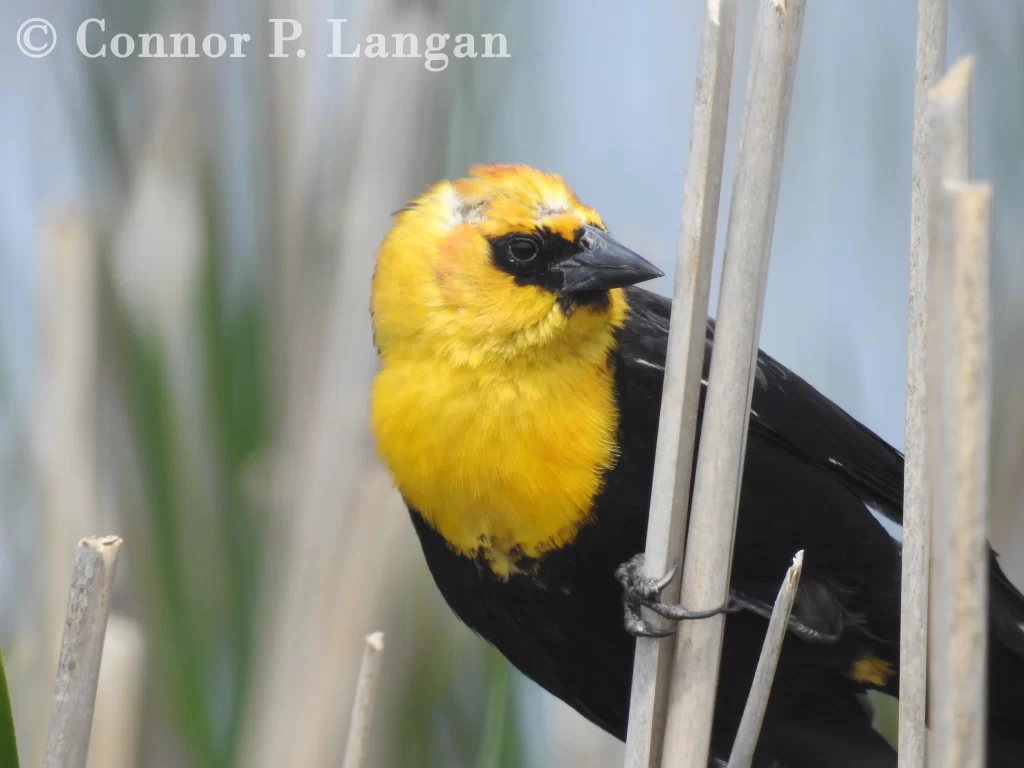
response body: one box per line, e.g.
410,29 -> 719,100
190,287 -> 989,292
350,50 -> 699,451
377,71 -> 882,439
370,164 -> 662,368
371,166 -> 663,568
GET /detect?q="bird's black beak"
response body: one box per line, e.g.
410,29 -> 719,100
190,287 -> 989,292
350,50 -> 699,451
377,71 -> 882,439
558,226 -> 664,294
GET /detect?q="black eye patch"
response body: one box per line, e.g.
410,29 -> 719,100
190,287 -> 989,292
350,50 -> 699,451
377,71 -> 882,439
487,227 -> 582,287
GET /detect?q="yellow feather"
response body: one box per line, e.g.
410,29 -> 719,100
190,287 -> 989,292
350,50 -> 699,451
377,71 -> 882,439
849,656 -> 895,687
371,166 -> 625,576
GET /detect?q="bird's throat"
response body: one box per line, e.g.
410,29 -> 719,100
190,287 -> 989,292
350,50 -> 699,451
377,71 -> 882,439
371,346 -> 621,579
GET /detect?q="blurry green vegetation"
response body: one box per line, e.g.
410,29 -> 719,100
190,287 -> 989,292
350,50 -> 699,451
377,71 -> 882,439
74,2 -> 528,763
0,650 -> 19,768
98,168 -> 267,766
476,648 -> 525,768
392,625 -> 523,768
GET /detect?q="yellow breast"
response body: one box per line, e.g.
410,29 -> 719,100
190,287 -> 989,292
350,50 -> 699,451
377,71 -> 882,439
371,350 -> 620,578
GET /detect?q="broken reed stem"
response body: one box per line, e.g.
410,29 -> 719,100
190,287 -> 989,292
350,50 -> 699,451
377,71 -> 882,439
940,183 -> 991,768
624,1 -> 739,765
923,57 -> 974,768
660,2 -> 806,766
341,632 -> 385,768
726,551 -> 804,768
43,536 -> 123,768
898,2 -> 948,766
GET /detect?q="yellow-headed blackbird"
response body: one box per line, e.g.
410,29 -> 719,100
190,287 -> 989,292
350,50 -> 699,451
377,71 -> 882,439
370,165 -> 1024,767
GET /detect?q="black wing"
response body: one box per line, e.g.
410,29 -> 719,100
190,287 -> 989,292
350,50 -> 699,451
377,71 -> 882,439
622,286 -> 904,519
620,286 -> 1024,669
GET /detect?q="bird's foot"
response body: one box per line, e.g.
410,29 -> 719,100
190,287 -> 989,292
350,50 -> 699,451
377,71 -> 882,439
615,553 -> 741,639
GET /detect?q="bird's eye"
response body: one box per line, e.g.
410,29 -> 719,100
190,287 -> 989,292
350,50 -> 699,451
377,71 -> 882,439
507,237 -> 539,263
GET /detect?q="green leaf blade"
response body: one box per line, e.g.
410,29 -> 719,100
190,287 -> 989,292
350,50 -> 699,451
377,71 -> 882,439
0,649 -> 20,768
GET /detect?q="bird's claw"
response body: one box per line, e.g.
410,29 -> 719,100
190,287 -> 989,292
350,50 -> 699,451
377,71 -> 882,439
642,596 -> 739,621
615,553 -> 678,602
623,599 -> 675,638
617,553 -> 739,639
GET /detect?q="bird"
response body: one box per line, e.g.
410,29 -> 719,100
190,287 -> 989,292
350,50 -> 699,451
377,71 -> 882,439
369,164 -> 1024,767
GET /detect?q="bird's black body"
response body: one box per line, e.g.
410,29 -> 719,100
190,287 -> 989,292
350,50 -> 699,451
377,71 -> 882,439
407,287 -> 1024,768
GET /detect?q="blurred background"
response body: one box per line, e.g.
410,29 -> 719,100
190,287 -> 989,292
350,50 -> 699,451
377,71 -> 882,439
1,1 -> 1022,766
